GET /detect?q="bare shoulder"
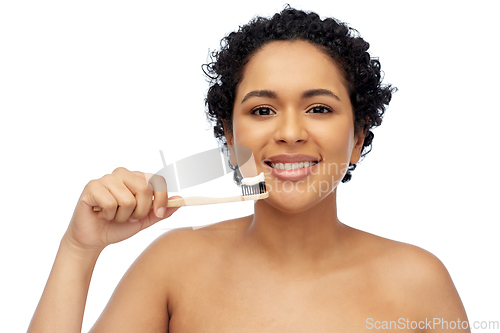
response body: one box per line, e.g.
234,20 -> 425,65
154,217 -> 247,259
90,218 -> 245,332
347,226 -> 456,292
345,225 -> 469,327
152,216 -> 249,281
350,227 -> 448,279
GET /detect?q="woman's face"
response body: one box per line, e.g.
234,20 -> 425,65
226,40 -> 364,212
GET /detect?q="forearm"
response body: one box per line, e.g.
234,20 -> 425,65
28,234 -> 102,333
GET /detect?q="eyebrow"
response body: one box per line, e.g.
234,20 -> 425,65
241,88 -> 340,103
302,89 -> 340,101
241,90 -> 277,103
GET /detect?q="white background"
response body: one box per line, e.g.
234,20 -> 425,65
1,0 -> 499,332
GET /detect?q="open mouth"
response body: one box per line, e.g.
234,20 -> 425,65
265,161 -> 320,170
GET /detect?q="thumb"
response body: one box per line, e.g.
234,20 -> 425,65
133,195 -> 183,229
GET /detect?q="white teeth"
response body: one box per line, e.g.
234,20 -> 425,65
270,161 -> 317,170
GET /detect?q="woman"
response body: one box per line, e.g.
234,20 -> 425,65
29,8 -> 470,332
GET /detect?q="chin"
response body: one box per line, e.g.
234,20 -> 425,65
264,190 -> 334,214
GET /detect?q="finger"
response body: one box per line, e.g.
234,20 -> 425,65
146,173 -> 168,218
84,180 -> 118,221
164,196 -> 182,218
139,195 -> 183,229
101,175 -> 138,223
122,171 -> 154,220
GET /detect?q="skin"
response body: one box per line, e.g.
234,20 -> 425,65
226,39 -> 364,267
28,41 -> 470,333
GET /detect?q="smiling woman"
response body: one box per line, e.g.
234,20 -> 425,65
227,40 -> 363,206
28,7 -> 471,333
204,8 -> 394,186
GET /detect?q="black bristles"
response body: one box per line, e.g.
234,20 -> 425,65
241,181 -> 267,196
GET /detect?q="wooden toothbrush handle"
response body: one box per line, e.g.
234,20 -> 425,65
92,192 -> 268,211
172,192 -> 268,207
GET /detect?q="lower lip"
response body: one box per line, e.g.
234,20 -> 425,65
264,162 -> 320,181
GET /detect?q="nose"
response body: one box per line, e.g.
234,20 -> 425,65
273,110 -> 309,144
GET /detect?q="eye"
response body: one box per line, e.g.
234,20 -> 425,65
251,107 -> 276,116
307,105 -> 333,114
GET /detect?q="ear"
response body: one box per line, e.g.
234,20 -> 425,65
349,129 -> 366,165
223,120 -> 233,145
223,121 -> 237,166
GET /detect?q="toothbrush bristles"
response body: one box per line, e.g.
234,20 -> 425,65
242,181 -> 267,196
240,172 -> 267,196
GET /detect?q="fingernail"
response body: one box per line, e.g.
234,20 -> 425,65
156,207 -> 165,218
129,218 -> 139,223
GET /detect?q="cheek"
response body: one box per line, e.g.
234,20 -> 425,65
232,117 -> 270,145
314,123 -> 355,165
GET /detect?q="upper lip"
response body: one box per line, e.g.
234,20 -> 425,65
264,154 -> 321,164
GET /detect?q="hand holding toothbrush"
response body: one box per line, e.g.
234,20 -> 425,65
65,167 -> 268,253
64,167 -> 181,253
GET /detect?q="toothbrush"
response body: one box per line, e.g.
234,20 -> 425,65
92,172 -> 268,211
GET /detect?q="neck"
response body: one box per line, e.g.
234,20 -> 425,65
243,189 -> 346,269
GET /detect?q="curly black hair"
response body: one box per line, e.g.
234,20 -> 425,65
203,7 -> 396,184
